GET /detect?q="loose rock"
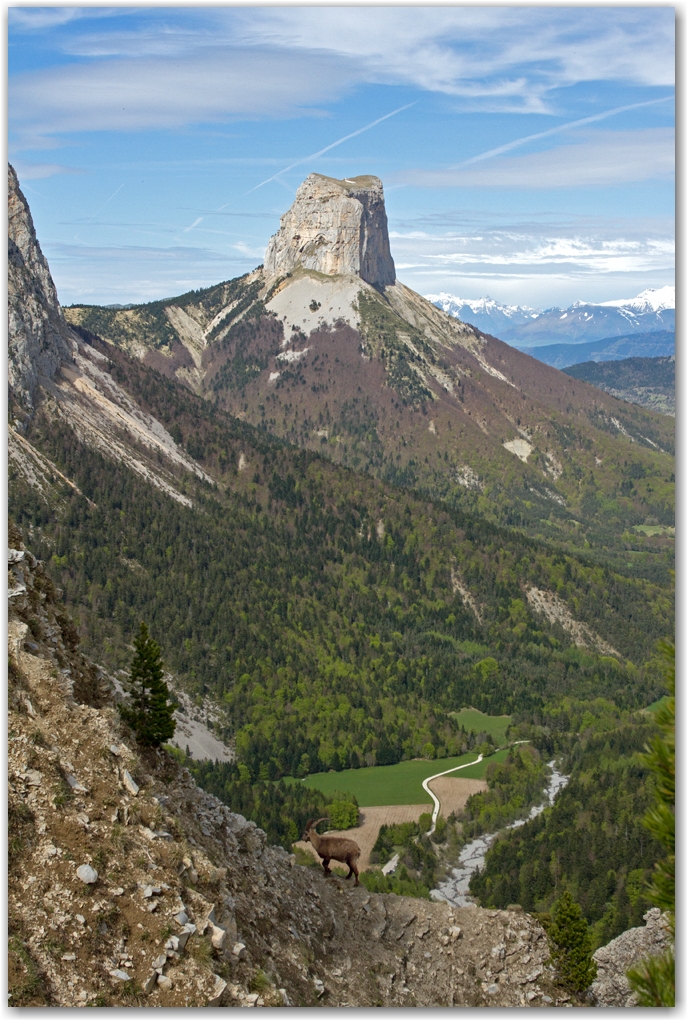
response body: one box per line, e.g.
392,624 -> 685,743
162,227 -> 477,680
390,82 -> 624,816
76,864 -> 98,884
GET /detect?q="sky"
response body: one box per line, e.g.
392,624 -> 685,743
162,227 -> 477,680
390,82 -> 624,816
8,4 -> 675,309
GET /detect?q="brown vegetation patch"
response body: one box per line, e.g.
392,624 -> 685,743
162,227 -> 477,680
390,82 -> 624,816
427,776 -> 487,819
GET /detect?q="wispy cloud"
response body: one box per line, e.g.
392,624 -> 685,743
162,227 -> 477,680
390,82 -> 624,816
10,49 -> 359,135
12,160 -> 83,180
9,7 -> 674,141
235,7 -> 675,109
395,129 -> 674,189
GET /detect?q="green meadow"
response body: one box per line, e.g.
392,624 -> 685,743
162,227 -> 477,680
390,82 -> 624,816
299,751 -> 480,806
455,746 -> 510,778
645,695 -> 671,714
450,707 -> 512,746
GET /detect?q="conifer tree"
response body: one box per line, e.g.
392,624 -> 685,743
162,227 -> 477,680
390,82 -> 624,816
119,622 -> 176,746
548,890 -> 597,992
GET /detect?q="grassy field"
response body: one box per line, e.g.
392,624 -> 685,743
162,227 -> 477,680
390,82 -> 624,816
645,695 -> 671,714
454,746 -> 510,778
298,751 -> 479,806
634,524 -> 675,537
451,708 -> 512,746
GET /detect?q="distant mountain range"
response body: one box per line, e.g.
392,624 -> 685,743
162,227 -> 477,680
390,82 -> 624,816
428,287 -> 675,349
518,330 -> 675,370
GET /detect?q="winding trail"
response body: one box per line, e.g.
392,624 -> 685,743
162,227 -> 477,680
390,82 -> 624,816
422,754 -> 483,835
423,741 -> 531,835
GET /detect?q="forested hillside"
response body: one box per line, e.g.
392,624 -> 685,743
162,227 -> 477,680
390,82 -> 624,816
9,339 -> 672,782
563,356 -> 675,417
469,697 -> 665,948
65,264 -> 675,566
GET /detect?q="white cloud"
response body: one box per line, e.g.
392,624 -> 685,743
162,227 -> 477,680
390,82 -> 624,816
234,7 -> 675,105
395,129 -> 674,189
387,215 -> 674,281
12,160 -> 83,180
8,7 -> 674,140
10,48 -> 358,135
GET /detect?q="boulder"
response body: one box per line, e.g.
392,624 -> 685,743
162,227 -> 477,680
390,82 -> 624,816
122,770 -> 139,796
76,864 -> 98,884
207,976 -> 227,1006
590,908 -> 672,1007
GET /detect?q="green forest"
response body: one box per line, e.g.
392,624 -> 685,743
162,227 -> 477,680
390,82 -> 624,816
9,341 -> 672,786
469,697 -> 665,948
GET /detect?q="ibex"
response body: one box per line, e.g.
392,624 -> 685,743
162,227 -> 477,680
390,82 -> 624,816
302,818 -> 361,886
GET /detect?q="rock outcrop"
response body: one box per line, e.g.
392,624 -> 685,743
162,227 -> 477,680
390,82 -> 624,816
589,908 -> 672,1007
264,174 -> 396,288
8,164 -> 74,407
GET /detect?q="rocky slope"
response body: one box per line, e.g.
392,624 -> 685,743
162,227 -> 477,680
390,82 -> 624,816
590,908 -> 671,1007
8,165 -> 75,407
9,525 -> 575,1008
63,173 -> 674,551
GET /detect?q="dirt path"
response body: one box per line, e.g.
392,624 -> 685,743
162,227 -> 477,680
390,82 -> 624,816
426,776 -> 487,818
295,804 -> 429,871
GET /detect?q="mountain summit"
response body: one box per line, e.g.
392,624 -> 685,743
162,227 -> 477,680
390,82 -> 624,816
264,173 -> 396,288
64,172 -> 674,548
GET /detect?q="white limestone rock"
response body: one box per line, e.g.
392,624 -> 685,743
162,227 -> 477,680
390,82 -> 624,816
76,864 -> 98,884
264,174 -> 395,288
590,908 -> 672,1007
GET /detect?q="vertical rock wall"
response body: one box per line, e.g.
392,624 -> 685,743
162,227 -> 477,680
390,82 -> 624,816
264,173 -> 396,288
8,163 -> 74,407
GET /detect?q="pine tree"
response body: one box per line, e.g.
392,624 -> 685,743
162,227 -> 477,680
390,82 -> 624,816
119,622 -> 176,747
627,640 -> 675,1006
548,890 -> 597,992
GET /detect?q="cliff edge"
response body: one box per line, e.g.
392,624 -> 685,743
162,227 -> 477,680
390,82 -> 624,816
8,164 -> 74,407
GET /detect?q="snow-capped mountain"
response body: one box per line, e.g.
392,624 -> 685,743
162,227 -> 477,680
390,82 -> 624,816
428,288 -> 674,348
426,293 -> 540,336
599,286 -> 675,314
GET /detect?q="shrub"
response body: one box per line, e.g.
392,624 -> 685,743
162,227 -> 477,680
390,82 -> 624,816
327,800 -> 359,829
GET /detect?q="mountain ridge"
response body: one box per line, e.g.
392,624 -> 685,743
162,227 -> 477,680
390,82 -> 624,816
429,288 -> 675,348
61,173 -> 674,557
518,330 -> 675,370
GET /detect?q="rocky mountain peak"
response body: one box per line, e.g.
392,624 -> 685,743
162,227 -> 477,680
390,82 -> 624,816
8,163 -> 74,407
264,173 -> 396,288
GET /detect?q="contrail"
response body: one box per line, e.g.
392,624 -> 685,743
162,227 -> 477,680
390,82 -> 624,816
240,102 -> 417,199
183,216 -> 204,233
453,95 -> 674,168
93,183 -> 124,217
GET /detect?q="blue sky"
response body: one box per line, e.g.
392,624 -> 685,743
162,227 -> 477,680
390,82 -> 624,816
9,5 -> 674,309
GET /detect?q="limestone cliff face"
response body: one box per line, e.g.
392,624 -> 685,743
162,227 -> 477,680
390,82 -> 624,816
8,163 -> 73,406
264,173 -> 396,288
